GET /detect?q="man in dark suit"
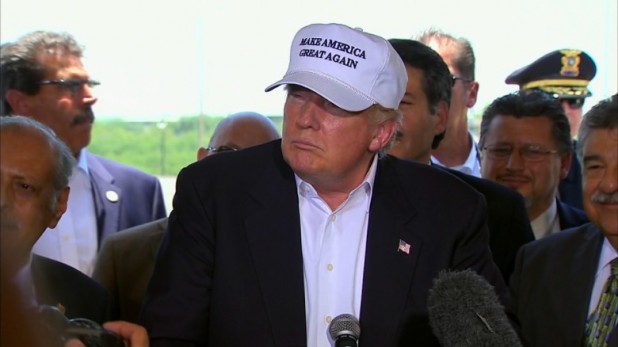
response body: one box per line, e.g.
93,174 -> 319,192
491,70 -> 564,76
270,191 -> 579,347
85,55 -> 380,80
141,23 -> 509,346
0,31 -> 166,275
0,115 -> 149,346
505,48 -> 597,210
387,38 -> 534,283
510,94 -> 617,346
93,111 -> 281,323
479,91 -> 589,239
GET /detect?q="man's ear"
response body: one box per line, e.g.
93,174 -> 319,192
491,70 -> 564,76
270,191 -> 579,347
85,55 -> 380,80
434,100 -> 449,135
48,187 -> 69,229
5,90 -> 31,114
370,119 -> 398,152
196,146 -> 209,161
466,81 -> 479,108
560,152 -> 573,180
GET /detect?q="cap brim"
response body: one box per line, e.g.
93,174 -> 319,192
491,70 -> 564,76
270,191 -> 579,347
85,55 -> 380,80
265,71 -> 374,112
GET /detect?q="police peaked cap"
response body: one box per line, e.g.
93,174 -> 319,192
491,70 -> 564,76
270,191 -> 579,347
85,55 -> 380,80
505,49 -> 596,98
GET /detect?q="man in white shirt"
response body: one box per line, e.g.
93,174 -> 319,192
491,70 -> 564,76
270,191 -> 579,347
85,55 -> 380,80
417,29 -> 482,177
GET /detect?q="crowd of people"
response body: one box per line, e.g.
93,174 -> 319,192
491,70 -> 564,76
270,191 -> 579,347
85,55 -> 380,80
1,22 -> 615,347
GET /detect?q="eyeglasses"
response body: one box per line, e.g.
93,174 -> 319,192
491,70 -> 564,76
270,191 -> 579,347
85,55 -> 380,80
451,75 -> 473,86
38,78 -> 100,93
207,145 -> 238,153
558,97 -> 585,110
482,144 -> 560,162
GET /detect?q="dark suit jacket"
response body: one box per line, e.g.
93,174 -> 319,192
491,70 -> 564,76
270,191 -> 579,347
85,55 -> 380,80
557,199 -> 589,230
441,168 -> 535,283
510,223 -> 617,346
93,217 -> 168,323
141,140 -> 509,347
87,152 -> 167,243
558,140 -> 583,209
31,254 -> 112,323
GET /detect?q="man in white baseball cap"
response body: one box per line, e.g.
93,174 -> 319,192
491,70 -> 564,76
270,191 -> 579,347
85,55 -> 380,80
142,23 -> 509,347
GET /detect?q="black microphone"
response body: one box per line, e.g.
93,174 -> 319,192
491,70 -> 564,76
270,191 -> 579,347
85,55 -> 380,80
328,313 -> 360,347
427,269 -> 522,347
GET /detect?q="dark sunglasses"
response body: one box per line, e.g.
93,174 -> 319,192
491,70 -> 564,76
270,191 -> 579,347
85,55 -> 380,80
38,78 -> 100,93
558,97 -> 585,109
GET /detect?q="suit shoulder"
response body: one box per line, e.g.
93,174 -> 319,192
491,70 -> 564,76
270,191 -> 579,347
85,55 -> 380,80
87,152 -> 159,182
103,218 -> 167,244
32,255 -> 108,295
521,223 -> 597,255
383,156 -> 482,198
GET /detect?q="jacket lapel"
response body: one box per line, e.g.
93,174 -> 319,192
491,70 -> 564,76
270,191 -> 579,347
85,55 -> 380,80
243,147 -> 307,346
360,158 -> 420,345
86,153 -> 120,242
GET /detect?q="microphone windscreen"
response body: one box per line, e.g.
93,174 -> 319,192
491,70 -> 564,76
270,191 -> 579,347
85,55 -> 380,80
427,269 -> 522,347
328,313 -> 360,343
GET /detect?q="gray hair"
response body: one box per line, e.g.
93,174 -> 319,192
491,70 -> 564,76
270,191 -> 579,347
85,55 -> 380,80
416,28 -> 476,80
577,94 -> 618,161
1,31 -> 84,115
0,116 -> 75,204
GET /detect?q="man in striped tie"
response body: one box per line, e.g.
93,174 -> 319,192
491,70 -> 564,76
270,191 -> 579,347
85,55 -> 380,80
509,94 -> 617,347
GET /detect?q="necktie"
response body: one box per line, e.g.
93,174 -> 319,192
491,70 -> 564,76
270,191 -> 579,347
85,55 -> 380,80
584,258 -> 618,347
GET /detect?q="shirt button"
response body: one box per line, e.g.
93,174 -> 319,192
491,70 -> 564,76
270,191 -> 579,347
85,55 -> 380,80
327,264 -> 334,271
325,316 -> 332,324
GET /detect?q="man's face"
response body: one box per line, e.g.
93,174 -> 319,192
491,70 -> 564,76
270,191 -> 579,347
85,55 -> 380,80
0,128 -> 68,268
480,115 -> 571,219
281,86 -> 393,189
427,43 -> 478,129
19,53 -> 97,156
388,66 -> 446,163
581,128 -> 618,243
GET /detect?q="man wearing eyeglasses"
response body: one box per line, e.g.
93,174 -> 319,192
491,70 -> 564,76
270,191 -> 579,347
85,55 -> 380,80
479,91 -> 589,240
505,49 -> 597,211
0,31 -> 167,276
416,29 -> 482,178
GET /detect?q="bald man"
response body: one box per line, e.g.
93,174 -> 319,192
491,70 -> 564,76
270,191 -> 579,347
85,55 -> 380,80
92,112 -> 281,322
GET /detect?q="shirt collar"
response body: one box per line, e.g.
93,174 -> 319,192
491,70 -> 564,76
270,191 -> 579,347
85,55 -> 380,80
75,148 -> 89,175
295,155 -> 377,203
530,199 -> 559,239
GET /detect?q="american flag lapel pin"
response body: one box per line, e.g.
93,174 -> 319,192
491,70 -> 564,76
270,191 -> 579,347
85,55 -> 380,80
397,239 -> 411,254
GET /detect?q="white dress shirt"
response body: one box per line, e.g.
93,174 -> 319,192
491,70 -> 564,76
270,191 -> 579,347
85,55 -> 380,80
431,132 -> 481,177
32,149 -> 98,276
299,156 -> 377,347
530,199 -> 560,239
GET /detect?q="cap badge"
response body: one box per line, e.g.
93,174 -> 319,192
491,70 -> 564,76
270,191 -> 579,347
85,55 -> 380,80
560,49 -> 582,77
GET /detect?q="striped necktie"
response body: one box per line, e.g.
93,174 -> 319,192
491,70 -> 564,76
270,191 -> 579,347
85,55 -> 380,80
584,258 -> 618,347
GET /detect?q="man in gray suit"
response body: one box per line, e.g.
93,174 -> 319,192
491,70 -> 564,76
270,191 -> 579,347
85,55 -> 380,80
93,111 -> 281,322
1,31 -> 166,275
510,94 -> 617,346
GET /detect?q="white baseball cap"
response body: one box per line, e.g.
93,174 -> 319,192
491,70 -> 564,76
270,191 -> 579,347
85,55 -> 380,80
265,23 -> 407,112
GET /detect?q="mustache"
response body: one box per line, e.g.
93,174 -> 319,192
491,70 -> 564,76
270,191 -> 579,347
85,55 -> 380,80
70,107 -> 95,126
591,191 -> 618,203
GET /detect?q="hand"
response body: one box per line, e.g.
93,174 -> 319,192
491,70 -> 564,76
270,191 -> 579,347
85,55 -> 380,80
64,321 -> 149,347
103,321 -> 149,347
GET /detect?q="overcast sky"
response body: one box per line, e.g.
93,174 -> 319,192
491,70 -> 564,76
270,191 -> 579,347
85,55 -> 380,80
2,0 -> 616,121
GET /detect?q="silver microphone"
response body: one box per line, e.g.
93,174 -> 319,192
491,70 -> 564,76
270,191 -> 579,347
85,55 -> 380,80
328,313 -> 360,347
